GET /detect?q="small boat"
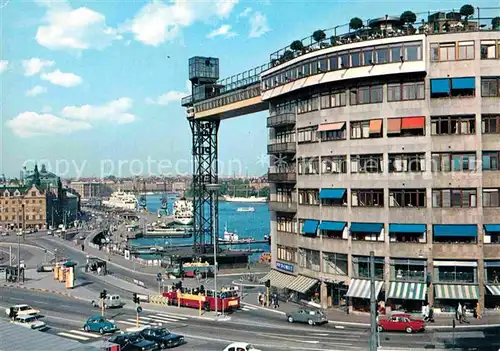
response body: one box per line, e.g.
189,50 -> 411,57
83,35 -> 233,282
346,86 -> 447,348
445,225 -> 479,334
236,207 -> 255,212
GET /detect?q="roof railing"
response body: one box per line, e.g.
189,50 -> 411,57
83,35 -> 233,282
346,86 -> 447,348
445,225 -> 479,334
269,7 -> 500,66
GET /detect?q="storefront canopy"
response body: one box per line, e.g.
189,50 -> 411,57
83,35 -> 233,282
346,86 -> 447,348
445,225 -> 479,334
259,269 -> 295,289
345,279 -> 383,299
387,282 -> 427,301
486,285 -> 500,296
434,284 -> 479,300
286,275 -> 319,294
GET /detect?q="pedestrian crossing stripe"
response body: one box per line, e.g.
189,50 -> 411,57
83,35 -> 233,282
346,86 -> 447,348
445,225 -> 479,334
241,308 -> 251,311
241,303 -> 258,310
70,330 -> 101,338
151,315 -> 180,322
119,320 -> 144,326
155,313 -> 189,320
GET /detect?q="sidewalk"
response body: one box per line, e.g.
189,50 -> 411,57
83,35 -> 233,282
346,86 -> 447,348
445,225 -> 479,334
243,292 -> 500,328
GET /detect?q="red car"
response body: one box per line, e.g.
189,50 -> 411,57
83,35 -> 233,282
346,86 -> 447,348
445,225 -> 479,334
377,313 -> 425,333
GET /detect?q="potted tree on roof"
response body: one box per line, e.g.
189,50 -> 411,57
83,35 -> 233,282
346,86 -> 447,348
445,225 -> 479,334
460,4 -> 474,26
290,40 -> 304,56
312,29 -> 326,49
281,50 -> 294,62
349,17 -> 363,32
400,11 -> 417,34
491,16 -> 500,30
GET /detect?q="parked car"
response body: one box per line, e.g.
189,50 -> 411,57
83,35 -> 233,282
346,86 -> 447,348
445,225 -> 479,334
140,327 -> 185,349
103,294 -> 123,308
83,316 -> 119,334
108,332 -> 157,351
286,308 -> 328,325
11,315 -> 47,330
36,264 -> 54,273
377,313 -> 425,333
5,304 -> 40,317
223,343 -> 261,351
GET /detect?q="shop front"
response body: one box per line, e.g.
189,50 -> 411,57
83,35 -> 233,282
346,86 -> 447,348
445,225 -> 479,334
485,260 -> 500,310
386,282 -> 427,313
345,278 -> 384,312
286,274 -> 320,304
434,284 -> 480,313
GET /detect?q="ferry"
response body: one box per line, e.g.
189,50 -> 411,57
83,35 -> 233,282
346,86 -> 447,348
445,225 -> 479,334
102,190 -> 137,211
236,207 -> 255,212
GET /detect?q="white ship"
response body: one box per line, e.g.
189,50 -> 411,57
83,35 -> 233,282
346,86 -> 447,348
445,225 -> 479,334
222,224 -> 238,242
173,197 -> 194,225
236,207 -> 255,212
223,195 -> 267,203
102,190 -> 137,211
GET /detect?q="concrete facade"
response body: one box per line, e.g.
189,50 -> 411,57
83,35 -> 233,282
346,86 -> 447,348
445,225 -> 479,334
0,185 -> 47,230
265,31 -> 500,311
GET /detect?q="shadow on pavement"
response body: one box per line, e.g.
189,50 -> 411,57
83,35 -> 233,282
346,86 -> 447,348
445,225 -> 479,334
440,326 -> 500,350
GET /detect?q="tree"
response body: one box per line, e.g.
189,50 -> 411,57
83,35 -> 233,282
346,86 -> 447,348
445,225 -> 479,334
290,40 -> 304,52
400,11 -> 417,25
349,17 -> 363,31
492,16 -> 500,30
460,4 -> 474,23
312,29 -> 326,43
282,50 -> 294,62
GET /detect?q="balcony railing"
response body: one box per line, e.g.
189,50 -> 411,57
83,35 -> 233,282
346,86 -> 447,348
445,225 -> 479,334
268,169 -> 297,183
391,270 -> 426,282
269,201 -> 298,213
267,113 -> 296,128
181,95 -> 193,107
193,83 -> 261,114
268,142 -> 296,154
436,272 -> 477,284
269,7 -> 500,66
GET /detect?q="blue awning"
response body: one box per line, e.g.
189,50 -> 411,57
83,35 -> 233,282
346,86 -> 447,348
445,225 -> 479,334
389,223 -> 426,234
320,221 -> 347,232
484,224 -> 500,233
302,220 -> 319,235
484,260 -> 500,268
433,224 -> 477,237
451,77 -> 475,90
319,188 -> 346,200
350,222 -> 383,233
431,79 -> 450,94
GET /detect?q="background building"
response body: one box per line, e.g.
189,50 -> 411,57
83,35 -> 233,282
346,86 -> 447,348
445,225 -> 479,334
70,181 -> 103,200
0,184 -> 47,230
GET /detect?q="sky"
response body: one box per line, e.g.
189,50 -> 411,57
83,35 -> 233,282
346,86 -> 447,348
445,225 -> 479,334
0,0 -> 496,179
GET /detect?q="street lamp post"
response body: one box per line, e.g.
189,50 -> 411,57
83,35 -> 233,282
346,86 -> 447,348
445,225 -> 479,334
205,183 -> 220,318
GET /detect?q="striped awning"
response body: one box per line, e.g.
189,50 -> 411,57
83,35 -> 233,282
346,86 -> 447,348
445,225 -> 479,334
486,285 -> 500,296
387,282 -> 427,301
286,275 -> 319,293
434,284 -> 480,300
259,269 -> 295,289
345,279 -> 383,299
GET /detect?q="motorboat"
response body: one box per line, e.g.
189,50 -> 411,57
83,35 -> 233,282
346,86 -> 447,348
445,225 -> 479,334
236,207 -> 255,212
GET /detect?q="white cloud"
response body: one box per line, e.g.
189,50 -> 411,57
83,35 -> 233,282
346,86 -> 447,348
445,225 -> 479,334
125,0 -> 239,46
147,80 -> 191,106
248,12 -> 269,38
40,69 -> 82,87
35,0 -> 121,51
22,58 -> 54,76
42,106 -> 52,113
6,111 -> 92,138
26,85 -> 47,97
238,7 -> 252,17
61,98 -> 136,124
0,60 -> 8,73
206,24 -> 237,39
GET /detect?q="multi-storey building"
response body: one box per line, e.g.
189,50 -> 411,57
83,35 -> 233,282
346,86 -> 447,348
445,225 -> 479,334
70,181 -> 103,200
261,15 -> 500,313
0,184 -> 47,230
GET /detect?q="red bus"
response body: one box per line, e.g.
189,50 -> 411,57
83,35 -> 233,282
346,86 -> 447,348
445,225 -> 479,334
162,287 -> 240,312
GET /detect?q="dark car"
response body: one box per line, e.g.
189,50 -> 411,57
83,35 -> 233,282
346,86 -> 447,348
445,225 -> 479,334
140,327 -> 186,349
108,333 -> 157,351
286,308 -> 328,325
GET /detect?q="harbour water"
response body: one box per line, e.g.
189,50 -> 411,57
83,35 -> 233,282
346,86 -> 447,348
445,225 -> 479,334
131,194 -> 270,262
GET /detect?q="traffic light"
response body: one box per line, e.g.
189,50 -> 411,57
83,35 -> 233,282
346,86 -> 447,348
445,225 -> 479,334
132,293 -> 140,304
100,289 -> 107,299
265,279 -> 271,288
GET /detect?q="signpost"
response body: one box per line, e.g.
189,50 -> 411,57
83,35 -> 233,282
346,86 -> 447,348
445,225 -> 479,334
157,273 -> 162,294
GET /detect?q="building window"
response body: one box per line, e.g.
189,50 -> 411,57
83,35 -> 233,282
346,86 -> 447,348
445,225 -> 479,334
275,186 -> 294,202
351,189 -> 384,207
387,81 -> 425,101
277,216 -> 297,233
430,77 -> 475,98
320,89 -> 346,109
481,77 -> 500,97
349,85 -> 383,105
272,127 -> 295,144
386,116 -> 425,137
277,245 -> 296,263
457,41 -> 475,60
388,153 -> 425,172
31,191 -> 36,196
480,40 -> 499,59
432,188 -> 477,208
435,265 -> 477,283
298,248 -> 320,272
298,189 -> 319,205
390,259 -> 426,282
321,156 -> 347,174
297,157 -> 319,175
483,189 -> 500,207
323,253 -> 348,275
482,151 -> 500,170
297,94 -> 319,114
352,256 -> 384,279
297,126 -> 318,143
350,119 -> 383,139
318,122 -> 346,141
270,100 -> 296,116
350,154 -> 383,173
431,115 -> 476,135
389,189 -> 426,208
482,115 -> 500,134
430,42 -> 456,61
431,152 -> 476,172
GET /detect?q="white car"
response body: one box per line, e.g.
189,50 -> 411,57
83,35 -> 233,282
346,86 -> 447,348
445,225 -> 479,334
223,342 -> 261,351
11,315 -> 47,330
6,304 -> 40,317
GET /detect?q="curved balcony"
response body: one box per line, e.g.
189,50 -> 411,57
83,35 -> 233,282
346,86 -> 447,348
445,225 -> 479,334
268,142 -> 296,154
267,113 -> 296,128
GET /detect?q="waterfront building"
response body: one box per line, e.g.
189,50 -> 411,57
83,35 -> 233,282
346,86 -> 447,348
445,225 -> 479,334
0,184 -> 48,230
182,8 -> 500,313
70,181 -> 103,200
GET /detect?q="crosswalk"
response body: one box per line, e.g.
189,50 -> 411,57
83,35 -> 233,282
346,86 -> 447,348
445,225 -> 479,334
56,312 -> 190,342
239,302 -> 259,312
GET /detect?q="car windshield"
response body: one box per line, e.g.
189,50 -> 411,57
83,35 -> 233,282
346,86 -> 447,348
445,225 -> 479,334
19,306 -> 31,311
156,329 -> 170,335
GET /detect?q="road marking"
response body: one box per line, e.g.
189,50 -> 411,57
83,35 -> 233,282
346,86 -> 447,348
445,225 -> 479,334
68,330 -> 101,338
241,308 -> 251,311
57,332 -> 89,341
118,320 -> 143,326
152,314 -> 182,322
154,313 -> 188,320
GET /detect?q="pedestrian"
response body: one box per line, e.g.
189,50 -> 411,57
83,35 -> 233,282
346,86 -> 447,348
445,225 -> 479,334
456,302 -> 462,323
273,293 -> 279,309
462,304 -> 469,324
475,301 -> 482,320
258,292 -> 263,306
